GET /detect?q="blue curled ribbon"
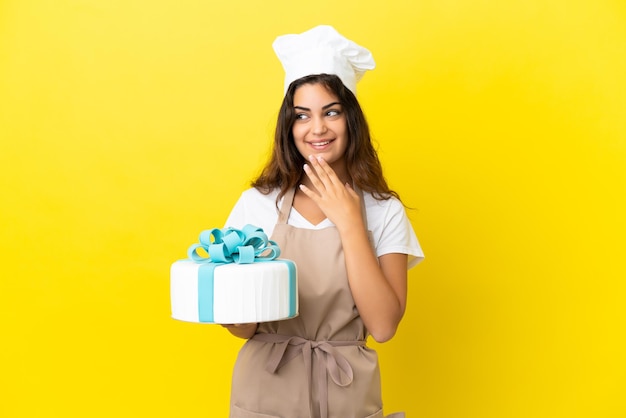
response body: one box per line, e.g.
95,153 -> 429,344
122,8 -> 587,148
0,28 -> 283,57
187,224 -> 280,264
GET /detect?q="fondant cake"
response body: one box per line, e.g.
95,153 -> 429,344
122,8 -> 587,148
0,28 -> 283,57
170,225 -> 298,324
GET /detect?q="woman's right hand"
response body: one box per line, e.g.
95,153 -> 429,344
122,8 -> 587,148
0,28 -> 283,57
221,323 -> 258,339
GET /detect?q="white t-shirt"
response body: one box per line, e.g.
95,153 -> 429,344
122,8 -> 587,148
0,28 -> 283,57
225,188 -> 424,269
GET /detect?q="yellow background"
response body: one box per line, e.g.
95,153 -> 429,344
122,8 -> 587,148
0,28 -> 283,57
1,0 -> 625,417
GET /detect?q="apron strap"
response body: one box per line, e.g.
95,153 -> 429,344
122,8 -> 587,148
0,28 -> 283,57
277,187 -> 296,225
353,185 -> 369,231
352,185 -> 376,251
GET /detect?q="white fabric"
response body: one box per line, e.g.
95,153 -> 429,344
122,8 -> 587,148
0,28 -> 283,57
225,188 -> 424,269
273,25 -> 376,95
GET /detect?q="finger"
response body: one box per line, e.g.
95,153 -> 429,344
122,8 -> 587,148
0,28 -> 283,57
317,156 -> 339,183
298,183 -> 318,202
308,155 -> 337,187
309,155 -> 337,185
303,163 -> 325,192
344,182 -> 358,198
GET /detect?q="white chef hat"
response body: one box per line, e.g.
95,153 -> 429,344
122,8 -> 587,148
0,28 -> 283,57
272,25 -> 376,95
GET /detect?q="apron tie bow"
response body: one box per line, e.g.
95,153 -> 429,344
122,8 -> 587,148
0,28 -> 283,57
252,333 -> 365,418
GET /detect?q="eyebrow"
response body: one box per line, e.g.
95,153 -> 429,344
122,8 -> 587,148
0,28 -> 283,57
293,101 -> 341,111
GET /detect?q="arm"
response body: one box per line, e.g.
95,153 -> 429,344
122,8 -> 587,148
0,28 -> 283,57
299,156 -> 407,342
342,232 -> 407,342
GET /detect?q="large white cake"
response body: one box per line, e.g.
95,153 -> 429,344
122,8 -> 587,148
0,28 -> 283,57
170,225 -> 298,324
170,259 -> 298,324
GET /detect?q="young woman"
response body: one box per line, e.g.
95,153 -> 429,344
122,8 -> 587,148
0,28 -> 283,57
223,26 -> 423,418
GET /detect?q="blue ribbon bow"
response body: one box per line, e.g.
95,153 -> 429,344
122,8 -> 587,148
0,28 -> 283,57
187,224 -> 280,264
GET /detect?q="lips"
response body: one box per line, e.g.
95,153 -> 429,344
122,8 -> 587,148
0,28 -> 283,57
308,139 -> 334,149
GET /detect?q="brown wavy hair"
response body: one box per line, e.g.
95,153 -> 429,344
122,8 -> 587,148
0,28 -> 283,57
252,73 -> 400,204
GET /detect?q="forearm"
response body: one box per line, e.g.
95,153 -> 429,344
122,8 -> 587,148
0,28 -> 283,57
339,224 -> 406,342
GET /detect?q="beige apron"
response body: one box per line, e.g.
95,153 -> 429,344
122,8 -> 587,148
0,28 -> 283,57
229,188 -> 404,418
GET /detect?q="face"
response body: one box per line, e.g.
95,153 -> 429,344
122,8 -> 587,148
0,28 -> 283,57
292,83 -> 348,171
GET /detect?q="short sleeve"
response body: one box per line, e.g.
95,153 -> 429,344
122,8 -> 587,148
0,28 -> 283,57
365,196 -> 424,270
224,188 -> 280,236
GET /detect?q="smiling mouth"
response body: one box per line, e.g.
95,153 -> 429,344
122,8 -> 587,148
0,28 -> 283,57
309,140 -> 334,147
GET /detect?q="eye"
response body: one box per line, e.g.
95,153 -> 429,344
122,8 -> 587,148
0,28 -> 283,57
295,113 -> 309,120
326,109 -> 341,117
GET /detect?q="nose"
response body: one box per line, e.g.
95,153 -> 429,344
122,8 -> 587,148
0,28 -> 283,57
311,116 -> 327,135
